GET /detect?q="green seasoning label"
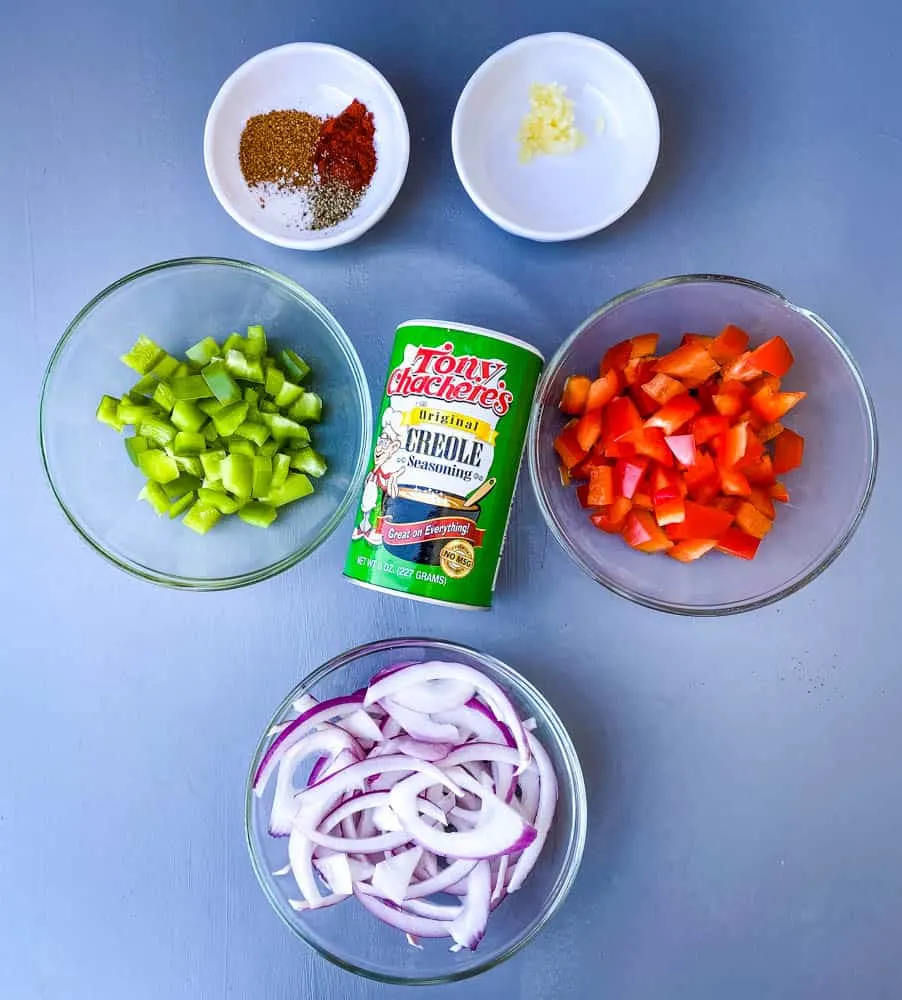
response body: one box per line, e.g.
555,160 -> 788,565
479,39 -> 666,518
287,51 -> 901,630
344,320 -> 543,609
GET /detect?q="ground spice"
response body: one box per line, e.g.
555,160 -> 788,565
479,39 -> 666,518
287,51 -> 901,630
313,99 -> 377,192
309,181 -> 363,231
239,109 -> 323,190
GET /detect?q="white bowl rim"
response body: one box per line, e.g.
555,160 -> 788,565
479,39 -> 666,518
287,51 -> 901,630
451,31 -> 661,242
203,42 -> 411,251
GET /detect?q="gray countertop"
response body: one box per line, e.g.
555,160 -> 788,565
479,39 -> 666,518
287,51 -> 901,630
2,1 -> 899,997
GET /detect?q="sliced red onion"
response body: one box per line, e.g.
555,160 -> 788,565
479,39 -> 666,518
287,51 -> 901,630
389,771 -> 536,859
315,853 -> 374,885
366,663 -> 529,772
356,881 -> 462,920
380,716 -> 402,740
353,888 -> 453,939
381,698 -> 461,743
390,675 -> 476,714
371,845 -> 423,904
313,853 -> 353,896
513,762 -> 541,826
448,861 -> 491,950
491,855 -> 509,903
405,858 -> 478,899
291,693 -> 318,713
507,733 -> 558,893
288,892 -> 346,912
254,691 -> 368,793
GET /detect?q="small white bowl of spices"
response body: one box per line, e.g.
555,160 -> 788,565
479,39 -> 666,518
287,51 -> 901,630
204,43 -> 410,250
452,33 -> 660,242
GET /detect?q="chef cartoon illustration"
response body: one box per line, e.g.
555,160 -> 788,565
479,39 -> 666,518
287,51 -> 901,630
352,407 -> 408,545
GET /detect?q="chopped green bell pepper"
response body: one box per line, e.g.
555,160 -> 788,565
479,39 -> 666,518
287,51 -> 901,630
182,501 -> 221,535
152,381 -> 176,413
139,416 -> 176,447
264,365 -> 285,398
130,374 -> 158,398
245,324 -> 267,357
290,447 -> 327,478
121,335 -> 164,374
168,491 -> 197,519
148,354 -> 181,379
199,450 -> 226,481
162,473 -> 201,500
225,348 -> 265,384
138,481 -> 170,514
226,438 -> 255,458
173,431 -> 206,456
221,453 -> 253,499
202,361 -> 242,404
271,453 -> 291,491
259,412 -> 310,443
96,395 -> 125,431
266,472 -> 314,507
212,401 -> 249,437
280,349 -> 311,383
170,375 -> 213,400
124,435 -> 150,466
138,450 -> 179,483
197,487 -> 241,514
235,421 -> 270,447
258,439 -> 279,458
252,455 -> 272,498
275,380 -> 303,408
288,391 -> 323,423
117,400 -> 154,425
238,502 -> 277,528
171,400 -> 207,433
185,336 -> 221,365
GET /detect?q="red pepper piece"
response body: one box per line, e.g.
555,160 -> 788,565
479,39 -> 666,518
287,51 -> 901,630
587,465 -> 614,506
735,500 -> 773,539
603,439 -> 638,459
559,375 -> 591,415
722,351 -> 763,382
642,373 -> 685,405
683,450 -> 718,497
575,482 -> 594,508
747,336 -> 794,377
585,370 -> 620,411
623,509 -> 673,553
630,333 -> 660,357
719,421 -> 749,467
719,466 -> 752,496
773,428 -> 804,474
748,486 -> 776,519
553,422 -> 587,469
654,342 -> 720,385
590,496 -> 632,533
623,357 -> 656,387
575,407 -> 604,452
601,339 -> 634,373
750,385 -> 807,422
619,426 -> 674,466
613,456 -> 649,500
667,538 -> 718,562
716,527 -> 761,560
770,481 -> 790,503
757,421 -> 784,444
690,413 -> 730,445
712,393 -> 745,418
664,433 -> 697,467
632,490 -> 654,510
747,373 -> 782,395
680,333 -> 714,348
665,500 -> 734,540
644,394 -> 702,435
708,324 -> 750,364
605,395 -> 643,441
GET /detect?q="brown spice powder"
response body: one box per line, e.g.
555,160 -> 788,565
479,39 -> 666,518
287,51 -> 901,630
239,110 -> 322,190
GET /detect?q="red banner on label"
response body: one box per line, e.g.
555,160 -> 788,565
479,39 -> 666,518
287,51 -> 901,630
377,515 -> 485,547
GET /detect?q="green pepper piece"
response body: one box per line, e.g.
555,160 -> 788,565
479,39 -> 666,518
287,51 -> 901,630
148,354 -> 181,379
199,450 -> 226,481
223,332 -> 246,353
138,481 -> 170,515
264,365 -> 285,398
96,394 -> 125,432
235,421 -> 270,447
138,450 -> 179,483
266,472 -> 314,506
243,387 -> 259,408
162,473 -> 201,500
245,324 -> 267,357
252,455 -> 273,498
203,422 -> 220,444
227,438 -> 255,458
170,375 -> 214,400
182,501 -> 221,535
124,435 -> 150,466
117,399 -> 154,425
172,455 -> 204,477
185,336 -> 221,365
258,439 -> 279,458
173,363 -> 192,377
197,397 -> 225,418
212,401 -> 249,437
275,380 -> 303,408
139,416 -> 176,447
221,453 -> 253,499
224,348 -> 265,384
171,400 -> 207,433
259,412 -> 310,443
259,399 -> 278,414
152,381 -> 176,413
173,431 -> 206,456
280,349 -> 311,382
271,453 -> 291,491
197,487 -> 241,514
168,491 -> 197,519
202,360 -> 242,404
238,502 -> 277,528
120,335 -> 164,374
288,391 -> 323,423
289,447 -> 327,478
130,374 -> 158,398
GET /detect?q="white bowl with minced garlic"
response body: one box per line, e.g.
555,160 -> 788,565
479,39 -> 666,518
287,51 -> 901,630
451,33 -> 660,242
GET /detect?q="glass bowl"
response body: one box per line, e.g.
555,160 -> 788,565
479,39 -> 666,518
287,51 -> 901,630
245,637 -> 587,985
528,275 -> 878,615
40,258 -> 371,589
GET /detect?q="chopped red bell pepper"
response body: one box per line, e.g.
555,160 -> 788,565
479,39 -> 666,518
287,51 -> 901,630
644,394 -> 702,435
613,456 -> 649,500
553,422 -> 587,469
575,482 -> 595,508
590,495 -> 632,533
734,500 -> 773,539
642,372 -> 685,405
773,428 -> 804,474
750,384 -> 807,423
747,335 -> 794,377
575,407 -> 604,451
747,373 -> 782,395
690,412 -> 730,445
655,342 -> 720,385
605,395 -> 643,441
741,452 -> 776,485
630,333 -> 660,357
769,481 -> 790,503
667,538 -> 719,562
603,439 -> 638,459
719,466 -> 751,496
587,465 -> 614,507
748,486 -> 776,520
712,392 -> 745,418
586,370 -> 620,411
623,509 -> 673,553
722,351 -> 763,382
683,450 -> 718,498
623,357 -> 656,387
719,421 -> 749,467
715,527 -> 761,560
680,333 -> 714,348
601,339 -> 634,373
664,433 -> 697,467
665,500 -> 734,540
632,490 -> 654,510
757,421 -> 784,443
619,426 -> 674,466
709,324 -> 750,364
559,375 -> 591,415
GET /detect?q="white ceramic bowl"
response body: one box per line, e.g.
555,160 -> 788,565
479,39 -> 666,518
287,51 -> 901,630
452,33 -> 660,242
204,43 -> 410,250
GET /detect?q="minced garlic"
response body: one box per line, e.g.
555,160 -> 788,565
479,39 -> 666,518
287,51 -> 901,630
517,82 -> 585,163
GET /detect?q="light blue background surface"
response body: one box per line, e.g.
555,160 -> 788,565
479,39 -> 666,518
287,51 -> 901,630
1,2 -> 899,997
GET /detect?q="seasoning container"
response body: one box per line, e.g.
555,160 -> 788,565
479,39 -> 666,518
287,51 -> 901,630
345,320 -> 543,609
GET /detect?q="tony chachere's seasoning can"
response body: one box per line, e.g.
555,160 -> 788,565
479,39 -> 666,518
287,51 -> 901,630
344,320 -> 543,609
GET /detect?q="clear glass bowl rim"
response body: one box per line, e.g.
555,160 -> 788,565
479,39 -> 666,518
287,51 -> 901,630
38,256 -> 372,591
527,273 -> 879,616
244,636 -> 589,985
